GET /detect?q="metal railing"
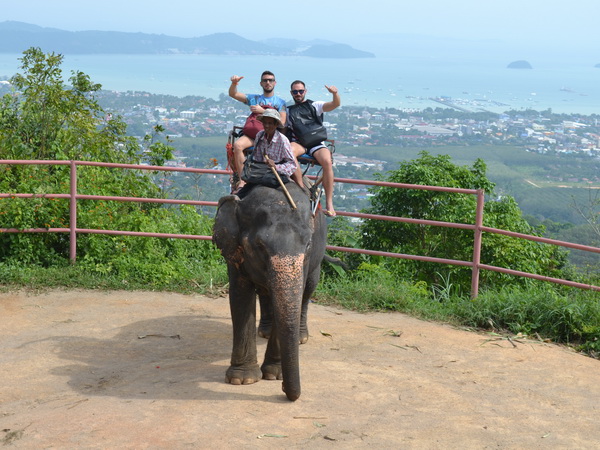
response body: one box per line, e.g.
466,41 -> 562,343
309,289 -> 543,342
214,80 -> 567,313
1,159 -> 598,297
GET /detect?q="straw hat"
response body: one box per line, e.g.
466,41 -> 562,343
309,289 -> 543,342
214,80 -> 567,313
257,108 -> 283,128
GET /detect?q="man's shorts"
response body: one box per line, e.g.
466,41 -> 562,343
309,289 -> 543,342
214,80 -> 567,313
298,142 -> 327,157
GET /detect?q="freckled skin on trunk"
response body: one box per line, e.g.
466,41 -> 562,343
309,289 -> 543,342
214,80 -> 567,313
213,183 -> 327,401
266,253 -> 304,399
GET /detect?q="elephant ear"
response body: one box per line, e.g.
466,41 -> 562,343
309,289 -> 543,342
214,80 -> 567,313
213,195 -> 242,262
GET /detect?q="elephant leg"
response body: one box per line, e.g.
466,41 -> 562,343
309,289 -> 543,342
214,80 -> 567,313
299,297 -> 310,344
261,321 -> 282,381
298,266 -> 321,344
259,291 -> 309,345
225,267 -> 262,385
257,292 -> 272,340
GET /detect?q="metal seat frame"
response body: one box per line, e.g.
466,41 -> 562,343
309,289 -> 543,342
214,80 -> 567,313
227,125 -> 335,214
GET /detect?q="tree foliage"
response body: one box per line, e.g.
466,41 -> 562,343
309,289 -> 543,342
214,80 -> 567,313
0,48 -> 221,287
359,151 -> 568,293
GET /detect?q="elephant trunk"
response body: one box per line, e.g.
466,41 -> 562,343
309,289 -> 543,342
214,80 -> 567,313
269,253 -> 305,401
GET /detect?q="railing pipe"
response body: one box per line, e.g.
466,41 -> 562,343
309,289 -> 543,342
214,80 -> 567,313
70,161 -> 77,262
480,226 -> 600,254
479,263 -> 600,292
0,192 -> 218,208
1,228 -> 70,233
0,160 -> 70,166
75,160 -> 228,176
326,245 -> 473,267
75,195 -> 218,207
471,189 -> 485,298
341,211 -> 476,230
331,175 -> 479,195
1,159 -> 598,294
76,228 -> 213,240
0,193 -> 71,199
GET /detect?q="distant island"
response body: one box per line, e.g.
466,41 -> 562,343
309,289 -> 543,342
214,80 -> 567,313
0,21 -> 375,59
300,44 -> 374,59
507,60 -> 533,69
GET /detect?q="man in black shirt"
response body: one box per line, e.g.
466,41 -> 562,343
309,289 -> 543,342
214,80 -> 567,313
287,80 -> 340,216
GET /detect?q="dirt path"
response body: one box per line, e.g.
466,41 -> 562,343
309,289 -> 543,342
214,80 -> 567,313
1,289 -> 599,448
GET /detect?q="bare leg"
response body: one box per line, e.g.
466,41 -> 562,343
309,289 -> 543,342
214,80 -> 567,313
291,167 -> 304,187
313,148 -> 335,216
290,142 -> 306,187
291,142 -> 306,159
233,135 -> 253,189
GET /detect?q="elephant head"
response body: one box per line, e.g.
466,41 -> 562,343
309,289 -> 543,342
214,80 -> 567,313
213,183 -> 327,401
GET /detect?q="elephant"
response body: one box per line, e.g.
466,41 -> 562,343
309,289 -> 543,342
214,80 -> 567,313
212,182 -> 327,401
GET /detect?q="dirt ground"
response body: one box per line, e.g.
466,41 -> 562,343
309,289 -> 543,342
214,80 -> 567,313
1,289 -> 600,449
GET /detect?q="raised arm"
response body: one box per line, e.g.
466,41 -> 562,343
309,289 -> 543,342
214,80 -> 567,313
322,85 -> 341,112
228,75 -> 247,104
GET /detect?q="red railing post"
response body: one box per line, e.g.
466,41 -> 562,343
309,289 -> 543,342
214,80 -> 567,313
69,160 -> 77,263
471,189 -> 485,299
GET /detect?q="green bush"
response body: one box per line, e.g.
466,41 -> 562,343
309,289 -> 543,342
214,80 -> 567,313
454,285 -> 600,354
0,48 -> 225,290
360,151 -> 569,294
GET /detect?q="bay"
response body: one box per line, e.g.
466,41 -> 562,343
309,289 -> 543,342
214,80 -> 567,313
0,52 -> 599,114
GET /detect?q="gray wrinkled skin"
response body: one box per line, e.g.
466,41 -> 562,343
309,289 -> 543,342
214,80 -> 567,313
213,183 -> 327,401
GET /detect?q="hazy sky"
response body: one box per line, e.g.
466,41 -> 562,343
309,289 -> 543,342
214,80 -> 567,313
2,0 -> 599,51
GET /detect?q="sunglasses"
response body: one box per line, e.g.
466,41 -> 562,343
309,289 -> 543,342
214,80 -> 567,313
291,89 -> 305,95
261,78 -> 275,83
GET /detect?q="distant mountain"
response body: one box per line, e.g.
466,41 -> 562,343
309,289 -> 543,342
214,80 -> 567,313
261,37 -> 349,50
261,38 -> 374,58
300,43 -> 375,59
0,21 -> 375,58
260,38 -> 335,50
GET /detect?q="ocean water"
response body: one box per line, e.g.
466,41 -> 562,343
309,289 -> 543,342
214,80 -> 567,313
0,52 -> 599,114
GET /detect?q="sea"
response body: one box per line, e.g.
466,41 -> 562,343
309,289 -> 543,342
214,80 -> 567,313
1,51 -> 599,115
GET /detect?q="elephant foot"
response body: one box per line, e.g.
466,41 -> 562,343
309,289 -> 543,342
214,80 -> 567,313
299,329 -> 309,344
257,324 -> 271,340
225,364 -> 262,385
261,362 -> 282,381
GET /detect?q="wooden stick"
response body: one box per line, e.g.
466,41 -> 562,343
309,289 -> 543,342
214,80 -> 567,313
265,155 -> 297,209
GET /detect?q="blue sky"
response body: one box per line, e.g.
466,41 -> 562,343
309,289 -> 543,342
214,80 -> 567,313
2,0 -> 599,50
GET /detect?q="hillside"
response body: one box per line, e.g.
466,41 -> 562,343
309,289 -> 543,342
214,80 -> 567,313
0,21 -> 375,58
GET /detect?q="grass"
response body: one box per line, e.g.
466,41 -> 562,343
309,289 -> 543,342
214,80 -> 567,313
314,268 -> 600,358
2,260 -> 599,358
0,261 -> 228,296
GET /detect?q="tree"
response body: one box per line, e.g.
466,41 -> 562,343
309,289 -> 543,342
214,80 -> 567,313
359,151 -> 568,293
0,48 -> 220,285
571,188 -> 600,241
0,47 -> 171,164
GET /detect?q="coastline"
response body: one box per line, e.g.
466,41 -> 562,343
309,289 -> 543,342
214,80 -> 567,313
1,53 -> 599,115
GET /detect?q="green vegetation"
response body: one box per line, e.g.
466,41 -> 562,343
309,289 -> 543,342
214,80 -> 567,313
315,267 -> 600,357
333,143 -> 599,268
0,48 -> 220,288
359,152 -> 569,293
318,152 -> 599,355
1,49 -> 598,359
